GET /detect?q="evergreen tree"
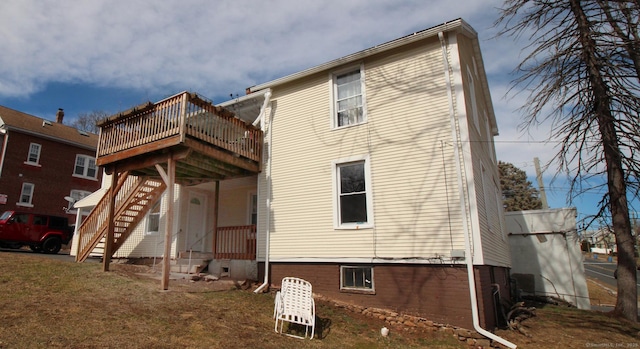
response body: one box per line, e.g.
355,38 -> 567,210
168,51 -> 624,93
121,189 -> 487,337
498,161 -> 543,212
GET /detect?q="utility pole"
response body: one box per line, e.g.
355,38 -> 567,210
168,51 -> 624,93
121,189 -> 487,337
534,157 -> 549,209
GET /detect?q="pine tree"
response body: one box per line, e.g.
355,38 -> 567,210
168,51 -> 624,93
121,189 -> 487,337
498,161 -> 543,212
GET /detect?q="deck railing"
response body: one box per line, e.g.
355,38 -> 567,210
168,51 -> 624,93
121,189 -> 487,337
97,91 -> 262,162
215,225 -> 256,260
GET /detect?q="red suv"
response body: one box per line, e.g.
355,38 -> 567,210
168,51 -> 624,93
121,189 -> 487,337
0,211 -> 73,254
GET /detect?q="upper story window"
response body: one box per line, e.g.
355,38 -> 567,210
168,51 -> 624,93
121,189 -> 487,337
333,155 -> 373,229
333,66 -> 366,128
25,143 -> 41,166
18,183 -> 34,207
73,155 -> 97,180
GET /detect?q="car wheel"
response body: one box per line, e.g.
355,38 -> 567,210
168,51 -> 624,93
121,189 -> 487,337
29,245 -> 42,252
41,237 -> 62,254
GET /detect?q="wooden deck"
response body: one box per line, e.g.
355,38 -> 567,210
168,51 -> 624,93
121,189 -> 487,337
96,91 -> 263,184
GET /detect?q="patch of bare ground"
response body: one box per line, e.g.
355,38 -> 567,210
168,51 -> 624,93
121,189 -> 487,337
496,303 -> 640,349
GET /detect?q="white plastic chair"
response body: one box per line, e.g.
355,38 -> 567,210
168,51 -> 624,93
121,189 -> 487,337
273,277 -> 316,339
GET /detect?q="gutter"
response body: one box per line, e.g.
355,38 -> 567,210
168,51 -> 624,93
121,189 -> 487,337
249,19 -> 476,93
439,31 -> 517,349
254,90 -> 273,294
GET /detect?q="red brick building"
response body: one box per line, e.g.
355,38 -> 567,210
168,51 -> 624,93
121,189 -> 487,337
0,106 -> 101,223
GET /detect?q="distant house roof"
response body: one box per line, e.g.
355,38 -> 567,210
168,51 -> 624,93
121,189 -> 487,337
582,227 -> 614,240
0,105 -> 98,150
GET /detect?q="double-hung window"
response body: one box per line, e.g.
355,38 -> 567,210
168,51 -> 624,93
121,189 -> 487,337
18,183 -> 34,207
147,200 -> 162,234
333,156 -> 373,229
333,66 -> 366,128
146,200 -> 161,235
26,143 -> 41,166
73,154 -> 97,179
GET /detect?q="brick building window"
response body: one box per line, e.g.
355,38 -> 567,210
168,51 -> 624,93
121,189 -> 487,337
18,183 -> 34,207
25,143 -> 41,166
73,155 -> 97,180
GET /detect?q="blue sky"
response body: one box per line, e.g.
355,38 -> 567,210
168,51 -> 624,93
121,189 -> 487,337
0,0 -> 628,226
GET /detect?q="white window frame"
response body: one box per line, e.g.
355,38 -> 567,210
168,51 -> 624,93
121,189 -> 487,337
480,163 -> 494,236
73,154 -> 98,180
484,115 -> 496,164
17,183 -> 34,207
25,143 -> 42,166
332,155 -> 374,229
330,64 -> 367,129
494,178 -> 507,241
340,265 -> 375,293
145,199 -> 162,235
246,192 -> 257,226
467,66 -> 479,132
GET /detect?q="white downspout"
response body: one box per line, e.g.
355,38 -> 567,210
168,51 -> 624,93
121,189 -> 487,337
439,31 -> 517,349
255,90 -> 273,293
252,89 -> 272,128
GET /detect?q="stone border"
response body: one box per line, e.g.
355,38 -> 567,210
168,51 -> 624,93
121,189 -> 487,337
314,294 -> 505,349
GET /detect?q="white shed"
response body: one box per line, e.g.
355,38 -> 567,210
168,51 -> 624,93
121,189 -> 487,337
505,208 -> 591,309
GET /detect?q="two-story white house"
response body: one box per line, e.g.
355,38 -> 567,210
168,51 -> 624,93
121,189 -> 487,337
73,18 -> 510,331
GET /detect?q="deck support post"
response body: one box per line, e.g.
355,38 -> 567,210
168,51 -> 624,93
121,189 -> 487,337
102,169 -> 118,272
161,155 -> 176,290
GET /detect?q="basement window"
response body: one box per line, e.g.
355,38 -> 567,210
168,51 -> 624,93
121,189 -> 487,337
340,265 -> 374,294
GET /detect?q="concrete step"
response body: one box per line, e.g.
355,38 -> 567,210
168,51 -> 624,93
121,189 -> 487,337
170,258 -> 211,274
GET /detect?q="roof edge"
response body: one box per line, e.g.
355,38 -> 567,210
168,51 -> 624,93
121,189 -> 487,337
249,18 -> 474,93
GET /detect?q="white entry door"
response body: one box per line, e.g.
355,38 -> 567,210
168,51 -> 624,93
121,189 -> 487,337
186,192 -> 207,251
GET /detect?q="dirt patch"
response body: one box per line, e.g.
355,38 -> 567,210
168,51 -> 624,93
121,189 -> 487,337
109,263 -> 243,292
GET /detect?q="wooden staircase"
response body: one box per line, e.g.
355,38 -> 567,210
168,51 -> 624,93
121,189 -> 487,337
76,172 -> 166,262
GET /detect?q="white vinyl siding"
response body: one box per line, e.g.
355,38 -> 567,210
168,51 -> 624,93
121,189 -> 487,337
457,34 -> 511,266
259,39 -> 468,261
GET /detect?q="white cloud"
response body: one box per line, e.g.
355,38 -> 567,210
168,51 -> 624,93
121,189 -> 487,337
0,0 -> 502,98
1,0 -> 591,209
